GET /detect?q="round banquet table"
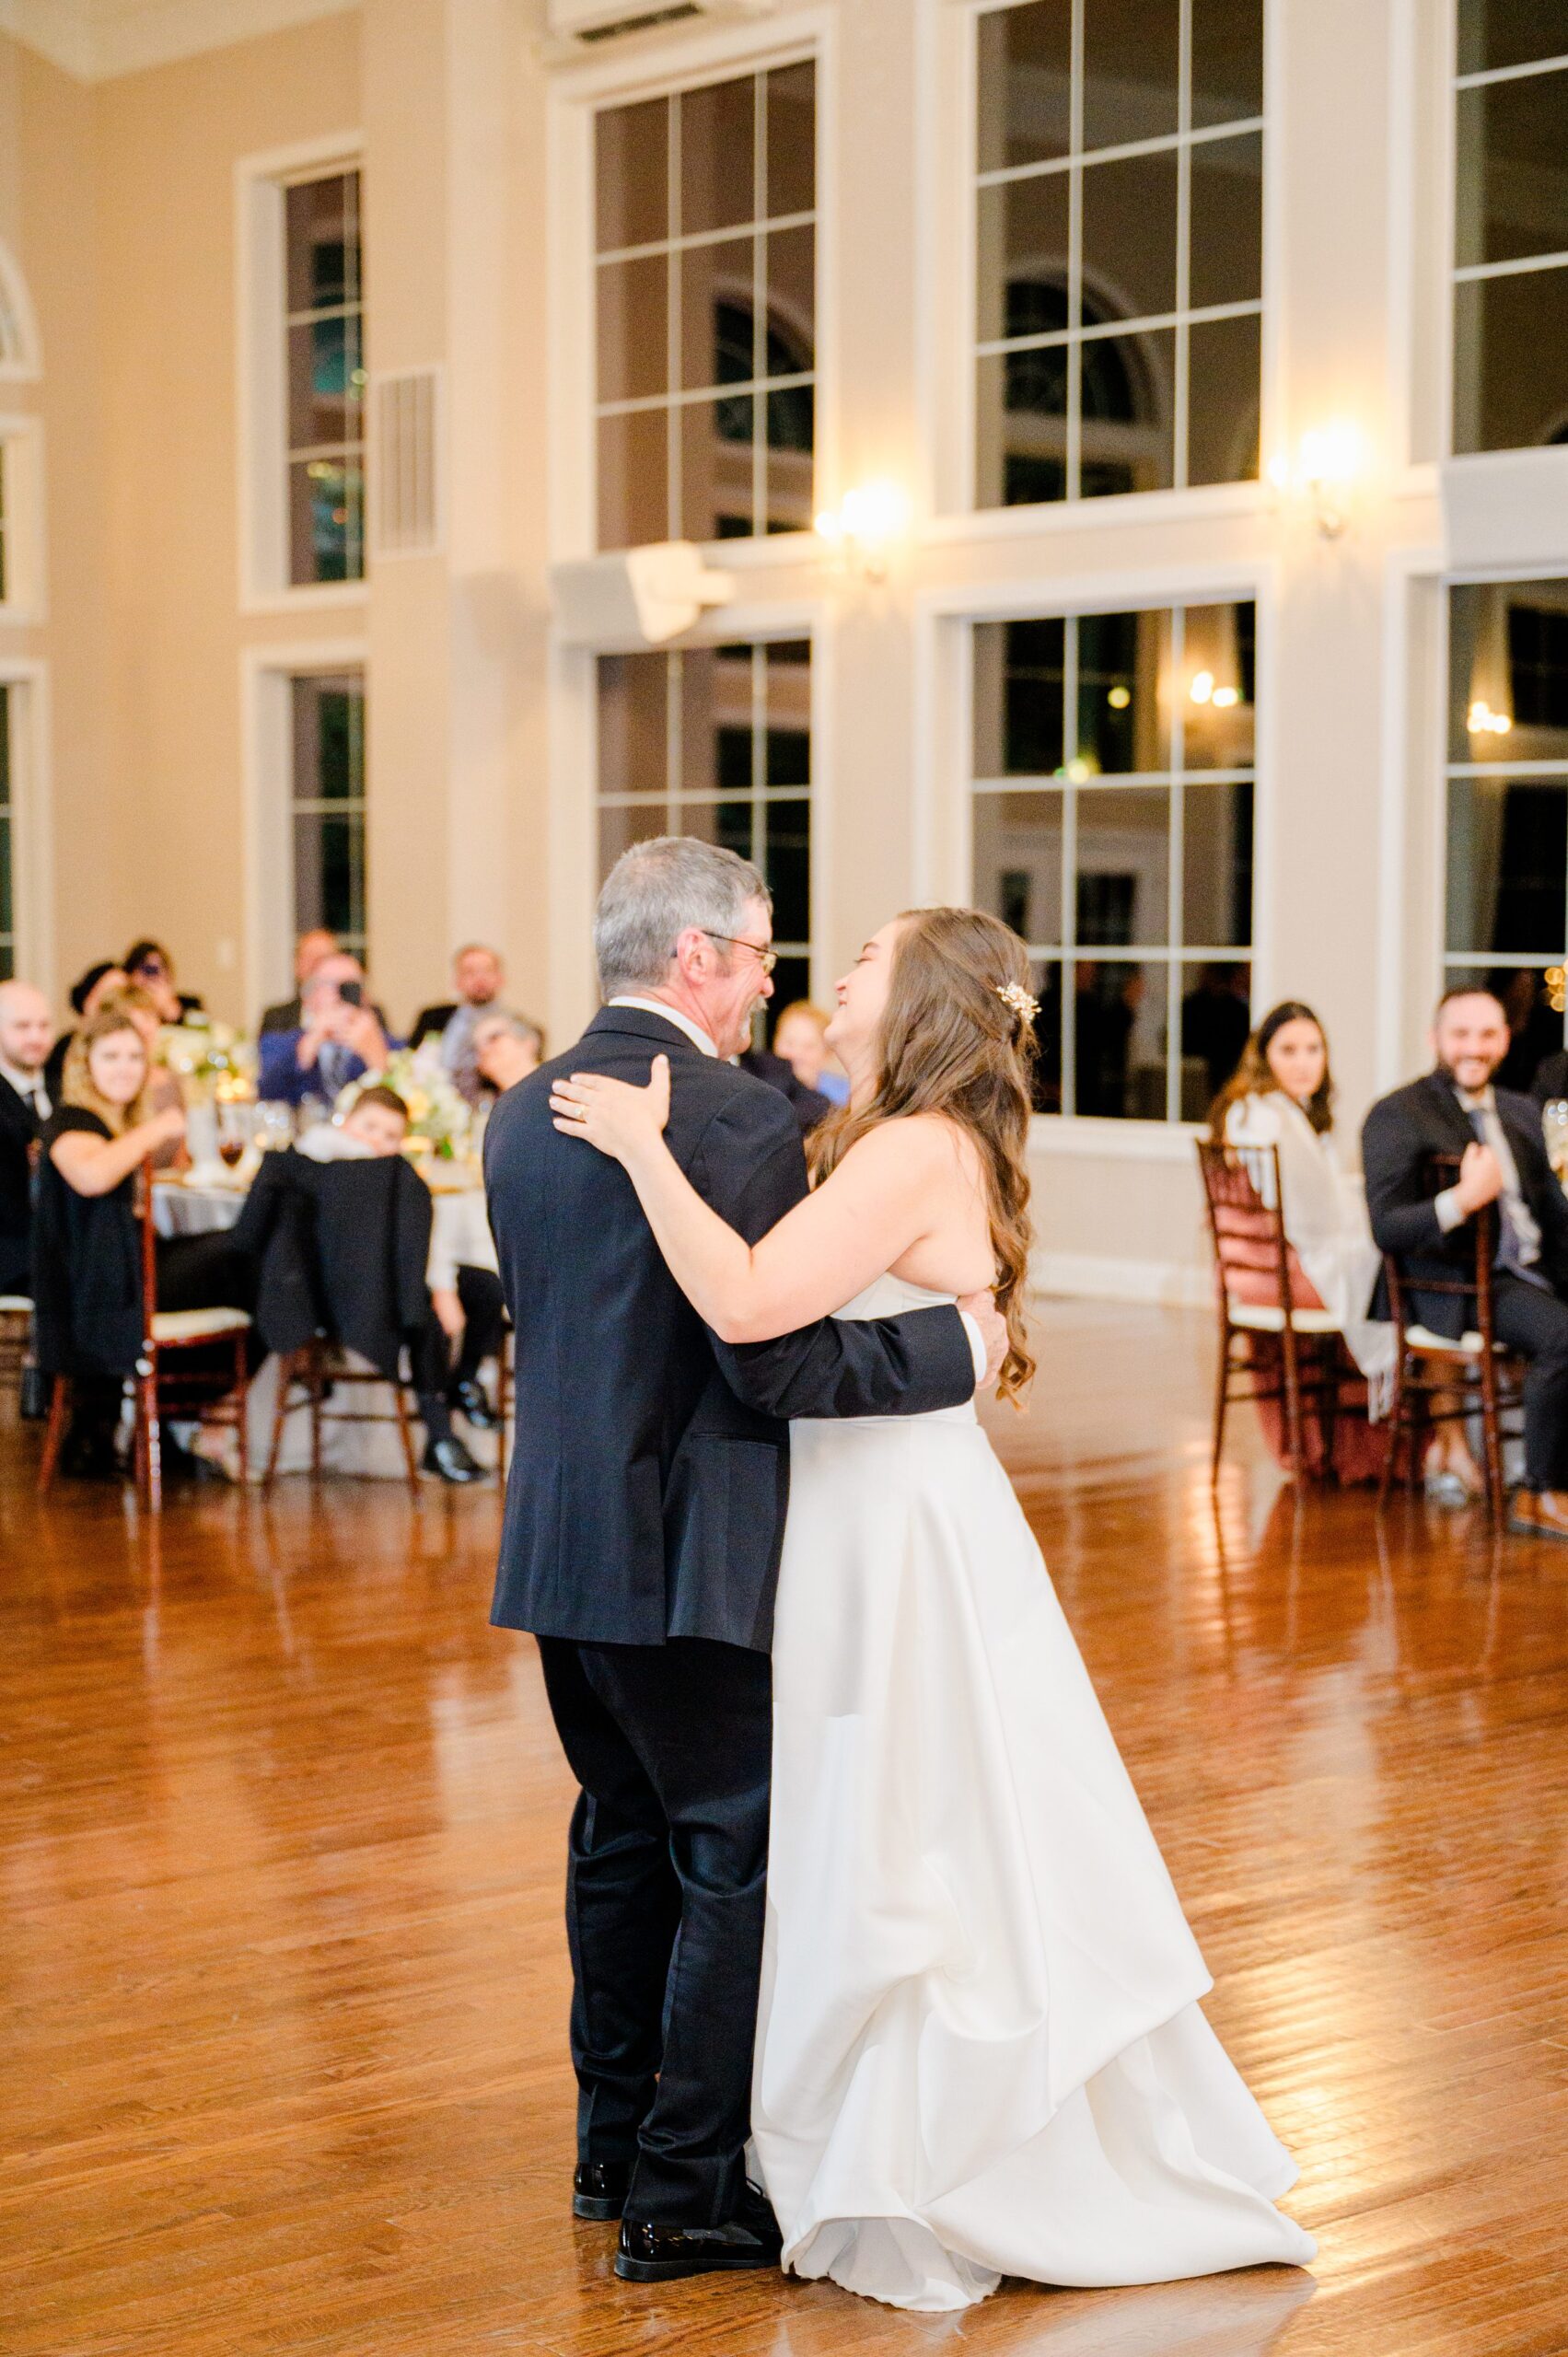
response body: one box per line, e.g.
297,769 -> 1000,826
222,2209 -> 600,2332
152,1163 -> 501,1480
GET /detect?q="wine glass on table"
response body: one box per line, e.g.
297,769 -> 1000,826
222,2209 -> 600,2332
216,1101 -> 248,1172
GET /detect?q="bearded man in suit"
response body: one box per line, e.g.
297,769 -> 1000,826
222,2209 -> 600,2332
1363,987 -> 1568,1539
0,980 -> 52,1296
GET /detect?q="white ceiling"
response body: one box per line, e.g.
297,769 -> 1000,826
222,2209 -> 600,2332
0,0 -> 357,81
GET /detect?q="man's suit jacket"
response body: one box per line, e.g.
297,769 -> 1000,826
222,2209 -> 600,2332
232,1149 -> 432,1380
0,1072 -> 41,1295
410,1001 -> 457,1049
1362,1070 -> 1568,1335
485,1004 -> 978,1654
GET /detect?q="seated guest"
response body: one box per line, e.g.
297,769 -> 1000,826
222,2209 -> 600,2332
33,1009 -> 253,1480
100,984 -> 187,1170
1363,987 -> 1568,1538
123,938 -> 202,1024
771,999 -> 850,1106
411,944 -> 505,1102
473,1009 -> 544,1097
1210,1002 -> 1394,1484
259,927 -> 339,1036
0,979 -> 52,1296
292,1085 -> 491,1480
44,960 -> 128,1101
257,952 -> 395,1111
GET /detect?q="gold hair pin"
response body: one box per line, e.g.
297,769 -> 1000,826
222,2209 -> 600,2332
995,980 -> 1040,1024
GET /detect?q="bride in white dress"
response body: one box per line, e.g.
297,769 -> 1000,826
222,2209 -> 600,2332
549,906 -> 1316,2314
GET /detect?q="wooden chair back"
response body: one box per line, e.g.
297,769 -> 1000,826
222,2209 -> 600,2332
1195,1138 -> 1293,1312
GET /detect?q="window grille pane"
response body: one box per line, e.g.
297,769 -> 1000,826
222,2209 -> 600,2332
285,168 -> 364,586
598,409 -> 670,549
1076,789 -> 1171,945
1509,600 -> 1568,732
1191,0 -> 1264,125
765,224 -> 815,370
1182,781 -> 1255,946
1457,70 -> 1568,271
1076,610 -> 1171,773
681,75 -> 756,237
976,351 -> 1070,508
680,393 -> 754,540
1179,963 -> 1251,1113
764,798 -> 810,941
1453,270 -> 1568,457
285,173 -> 358,312
1458,0 -> 1568,76
598,802 -> 672,875
1446,776 -> 1568,954
766,62 -> 816,219
597,98 -> 668,252
974,790 -> 1064,946
1081,329 -> 1175,498
288,458 -> 364,586
977,2 -> 1071,175
1083,0 -> 1179,152
1081,153 -> 1179,328
682,239 -> 753,392
1182,605 -> 1256,767
287,314 -> 363,453
1188,312 -> 1261,486
765,389 -> 815,532
1077,960 -> 1170,1119
1189,133 -> 1264,309
598,255 -> 669,403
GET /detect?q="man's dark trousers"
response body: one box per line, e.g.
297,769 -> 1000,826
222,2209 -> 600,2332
1493,1275 -> 1568,1490
537,1635 -> 771,2226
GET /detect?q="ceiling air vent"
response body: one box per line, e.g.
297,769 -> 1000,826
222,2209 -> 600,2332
546,0 -> 775,52
373,368 -> 441,558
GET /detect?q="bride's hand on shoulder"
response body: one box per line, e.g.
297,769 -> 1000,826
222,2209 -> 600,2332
551,1053 -> 671,1164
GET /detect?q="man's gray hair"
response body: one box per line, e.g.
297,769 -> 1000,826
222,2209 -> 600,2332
476,1007 -> 543,1054
594,836 -> 769,1000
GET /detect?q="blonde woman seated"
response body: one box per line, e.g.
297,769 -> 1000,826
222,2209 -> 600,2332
1209,1001 -> 1403,1486
101,982 -> 186,1169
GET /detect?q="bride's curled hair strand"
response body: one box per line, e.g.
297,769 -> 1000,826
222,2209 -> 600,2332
808,907 -> 1038,1403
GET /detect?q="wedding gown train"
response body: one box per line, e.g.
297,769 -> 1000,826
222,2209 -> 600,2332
749,1274 -> 1316,2313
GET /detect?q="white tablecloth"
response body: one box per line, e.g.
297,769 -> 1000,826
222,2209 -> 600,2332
153,1171 -> 501,1480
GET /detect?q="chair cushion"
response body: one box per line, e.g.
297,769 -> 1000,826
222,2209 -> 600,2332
1226,1300 -> 1342,1336
1403,1324 -> 1493,1356
0,1295 -> 32,1315
150,1307 -> 253,1344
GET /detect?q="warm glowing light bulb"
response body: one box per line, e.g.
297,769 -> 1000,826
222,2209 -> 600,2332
1493,711 -> 1513,735
1212,685 -> 1239,710
1190,671 -> 1214,705
1107,685 -> 1131,709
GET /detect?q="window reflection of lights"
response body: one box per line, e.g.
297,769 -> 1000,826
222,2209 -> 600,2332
1468,699 -> 1513,737
1107,685 -> 1131,709
1190,670 -> 1214,705
1213,685 -> 1240,710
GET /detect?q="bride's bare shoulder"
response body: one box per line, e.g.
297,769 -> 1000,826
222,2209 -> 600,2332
832,1111 -> 982,1184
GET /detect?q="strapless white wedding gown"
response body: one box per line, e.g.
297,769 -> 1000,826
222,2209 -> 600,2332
749,1273 -> 1316,2313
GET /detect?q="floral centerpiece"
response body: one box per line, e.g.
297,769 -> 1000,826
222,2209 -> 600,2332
158,1020 -> 254,1099
335,1041 -> 472,1159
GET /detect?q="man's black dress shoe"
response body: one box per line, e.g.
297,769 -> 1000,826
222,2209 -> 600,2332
422,1434 -> 487,1484
573,2160 -> 632,2222
447,1375 -> 499,1432
615,2185 -> 783,2282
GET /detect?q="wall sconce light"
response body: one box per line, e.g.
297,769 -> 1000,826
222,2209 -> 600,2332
1468,698 -> 1513,737
814,480 -> 911,583
1266,422 -> 1363,539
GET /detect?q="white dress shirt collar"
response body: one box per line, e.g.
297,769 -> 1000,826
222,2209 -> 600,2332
0,1054 -> 47,1114
606,995 -> 718,1059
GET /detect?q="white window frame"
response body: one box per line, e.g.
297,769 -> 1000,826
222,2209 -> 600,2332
920,0 -> 1282,541
914,558 -> 1273,1154
545,5 -> 838,572
236,133 -> 366,615
0,417 -> 47,624
0,656 -> 54,990
241,638 -> 368,1021
0,239 -> 42,385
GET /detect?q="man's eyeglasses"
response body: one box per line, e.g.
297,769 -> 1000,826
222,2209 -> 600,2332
698,931 -> 778,976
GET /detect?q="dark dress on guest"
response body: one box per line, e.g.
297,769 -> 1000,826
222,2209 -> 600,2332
32,1108 -> 255,1387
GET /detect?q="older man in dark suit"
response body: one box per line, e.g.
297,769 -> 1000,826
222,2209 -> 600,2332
1363,987 -> 1568,1539
0,980 -> 52,1296
484,838 -> 1002,2283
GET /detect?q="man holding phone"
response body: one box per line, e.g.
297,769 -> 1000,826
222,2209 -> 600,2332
257,951 -> 397,1111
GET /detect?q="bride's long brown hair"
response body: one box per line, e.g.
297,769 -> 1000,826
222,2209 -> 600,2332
808,907 -> 1038,1402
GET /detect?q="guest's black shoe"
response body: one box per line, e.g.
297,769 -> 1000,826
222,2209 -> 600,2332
422,1434 -> 487,1484
615,2186 -> 783,2282
447,1375 -> 499,1432
573,2160 -> 633,2222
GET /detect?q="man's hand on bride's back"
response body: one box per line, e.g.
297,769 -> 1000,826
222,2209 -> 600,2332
551,1053 -> 672,1163
958,1290 -> 1007,1389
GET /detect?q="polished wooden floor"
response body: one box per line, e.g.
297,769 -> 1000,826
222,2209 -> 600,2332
6,1302 -> 1568,2355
